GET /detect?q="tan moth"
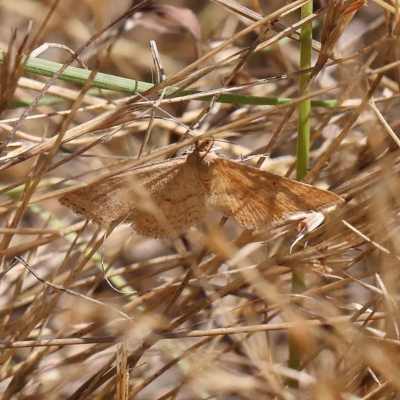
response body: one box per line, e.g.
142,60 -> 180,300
60,139 -> 343,238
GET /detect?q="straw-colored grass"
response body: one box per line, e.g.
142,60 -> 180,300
1,1 -> 400,399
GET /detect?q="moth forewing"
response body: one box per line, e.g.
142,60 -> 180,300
60,155 -> 208,238
201,156 -> 344,230
59,157 -> 185,228
124,155 -> 207,238
59,173 -> 134,230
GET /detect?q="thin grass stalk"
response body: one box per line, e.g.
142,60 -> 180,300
289,0 -> 313,387
296,2 -> 312,181
0,49 -> 338,109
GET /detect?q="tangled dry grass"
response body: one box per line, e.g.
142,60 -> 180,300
1,0 -> 400,399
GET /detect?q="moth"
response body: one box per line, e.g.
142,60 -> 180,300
60,139 -> 344,238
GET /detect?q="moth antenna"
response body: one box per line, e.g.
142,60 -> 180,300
200,137 -> 215,161
185,132 -> 196,151
214,139 -> 237,145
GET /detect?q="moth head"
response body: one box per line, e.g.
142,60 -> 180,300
194,138 -> 220,154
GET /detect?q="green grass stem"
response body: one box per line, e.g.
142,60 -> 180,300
289,0 -> 313,387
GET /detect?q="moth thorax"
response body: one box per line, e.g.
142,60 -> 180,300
194,155 -> 214,182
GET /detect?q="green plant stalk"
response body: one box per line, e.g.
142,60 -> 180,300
289,0 -> 313,387
0,49 -> 338,109
296,7 -> 312,182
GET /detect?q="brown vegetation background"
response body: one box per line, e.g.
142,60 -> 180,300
1,0 -> 400,399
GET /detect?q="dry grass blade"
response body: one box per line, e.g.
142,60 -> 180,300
1,1 -> 400,399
